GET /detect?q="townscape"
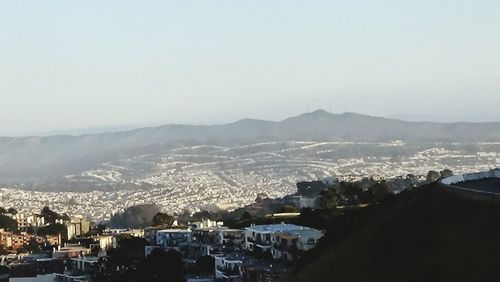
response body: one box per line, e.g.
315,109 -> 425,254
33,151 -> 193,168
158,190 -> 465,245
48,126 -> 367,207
0,176 -> 341,282
1,142 -> 498,223
2,1 -> 500,280
0,168 -> 490,281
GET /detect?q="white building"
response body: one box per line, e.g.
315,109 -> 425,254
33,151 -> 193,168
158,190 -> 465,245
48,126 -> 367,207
13,214 -> 45,230
156,229 -> 192,251
215,228 -> 245,249
244,224 -> 323,261
214,254 -> 243,281
189,219 -> 223,230
270,228 -> 323,261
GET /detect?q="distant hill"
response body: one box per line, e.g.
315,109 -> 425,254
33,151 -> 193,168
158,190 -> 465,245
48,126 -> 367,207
1,110 -> 500,183
286,184 -> 500,282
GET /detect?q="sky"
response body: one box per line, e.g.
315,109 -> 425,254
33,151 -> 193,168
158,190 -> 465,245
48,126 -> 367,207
1,0 -> 499,136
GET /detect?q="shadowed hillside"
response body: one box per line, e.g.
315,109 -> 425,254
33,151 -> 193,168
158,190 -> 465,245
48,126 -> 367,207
2,110 -> 500,183
286,184 -> 500,282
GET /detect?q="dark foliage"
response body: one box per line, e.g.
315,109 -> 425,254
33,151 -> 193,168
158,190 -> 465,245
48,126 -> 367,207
152,212 -> 175,226
92,238 -> 183,282
279,205 -> 300,213
0,214 -> 18,231
41,206 -> 66,224
108,204 -> 159,229
193,255 -> 215,275
286,184 -> 500,282
296,181 -> 328,197
7,208 -> 17,215
16,237 -> 42,254
37,223 -> 67,239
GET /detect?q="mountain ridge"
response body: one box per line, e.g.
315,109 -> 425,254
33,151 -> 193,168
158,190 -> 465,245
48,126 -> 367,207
1,110 -> 500,183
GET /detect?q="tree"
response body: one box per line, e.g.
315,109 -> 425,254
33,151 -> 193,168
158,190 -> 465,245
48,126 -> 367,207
7,208 -> 17,215
241,211 -> 252,221
37,223 -> 67,239
440,169 -> 453,178
373,181 -> 391,202
142,249 -> 183,280
0,245 -> 8,255
91,240 -> 183,282
41,206 -> 63,224
108,204 -> 159,229
18,237 -> 42,253
194,255 -> 215,275
0,214 -> 18,231
98,223 -> 106,233
152,212 -> 175,226
426,171 -> 441,183
318,188 -> 337,210
338,182 -> 363,205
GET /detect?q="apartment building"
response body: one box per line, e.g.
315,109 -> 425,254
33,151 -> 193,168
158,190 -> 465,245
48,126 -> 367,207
156,229 -> 192,251
244,224 -> 323,261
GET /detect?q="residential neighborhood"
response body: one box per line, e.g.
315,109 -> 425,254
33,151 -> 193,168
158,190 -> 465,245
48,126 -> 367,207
0,207 -> 324,282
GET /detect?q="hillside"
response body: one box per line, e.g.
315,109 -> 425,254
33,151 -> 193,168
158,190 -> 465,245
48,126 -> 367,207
286,184 -> 500,282
1,110 -> 500,183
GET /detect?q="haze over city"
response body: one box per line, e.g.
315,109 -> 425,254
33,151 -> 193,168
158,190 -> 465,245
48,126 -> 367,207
2,1 -> 500,136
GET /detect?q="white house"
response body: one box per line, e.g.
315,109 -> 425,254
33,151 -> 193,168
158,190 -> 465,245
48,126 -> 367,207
244,224 -> 323,261
156,229 -> 192,251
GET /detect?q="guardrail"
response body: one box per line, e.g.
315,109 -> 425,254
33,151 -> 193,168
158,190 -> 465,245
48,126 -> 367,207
439,169 -> 500,201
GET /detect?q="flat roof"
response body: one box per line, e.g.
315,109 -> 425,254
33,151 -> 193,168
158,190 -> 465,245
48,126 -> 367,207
245,223 -> 318,233
157,229 -> 192,233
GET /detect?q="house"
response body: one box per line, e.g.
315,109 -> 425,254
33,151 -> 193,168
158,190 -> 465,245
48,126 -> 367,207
45,234 -> 62,246
215,229 -> 244,250
66,218 -> 91,239
270,228 -> 322,261
156,229 -> 192,251
179,243 -> 213,261
144,226 -> 168,244
52,245 -> 91,259
244,224 -> 323,261
13,214 -> 45,230
214,253 -> 243,281
0,230 -> 13,249
189,219 -> 224,230
94,235 -> 113,251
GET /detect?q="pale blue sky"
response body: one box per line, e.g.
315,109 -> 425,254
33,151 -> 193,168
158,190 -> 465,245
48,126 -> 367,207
1,1 -> 499,136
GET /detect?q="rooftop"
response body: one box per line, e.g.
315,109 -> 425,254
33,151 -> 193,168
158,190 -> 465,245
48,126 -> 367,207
157,229 -> 192,233
245,224 -> 317,233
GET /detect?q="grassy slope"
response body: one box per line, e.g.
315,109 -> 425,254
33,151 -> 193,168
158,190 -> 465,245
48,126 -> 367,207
286,184 -> 500,282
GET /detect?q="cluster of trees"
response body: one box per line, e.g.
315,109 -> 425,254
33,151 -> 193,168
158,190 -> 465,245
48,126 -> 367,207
296,181 -> 329,197
37,224 -> 67,237
103,169 -> 456,232
108,204 -> 160,229
152,212 -> 175,226
0,206 -> 73,237
41,206 -> 70,224
317,180 -> 392,209
91,235 -> 187,282
426,169 -> 453,183
0,207 -> 18,215
0,214 -> 17,232
287,181 -> 500,282
0,207 -> 18,231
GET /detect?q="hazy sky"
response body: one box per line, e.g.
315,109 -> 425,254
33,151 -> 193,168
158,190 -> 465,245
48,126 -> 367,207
1,1 -> 499,136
